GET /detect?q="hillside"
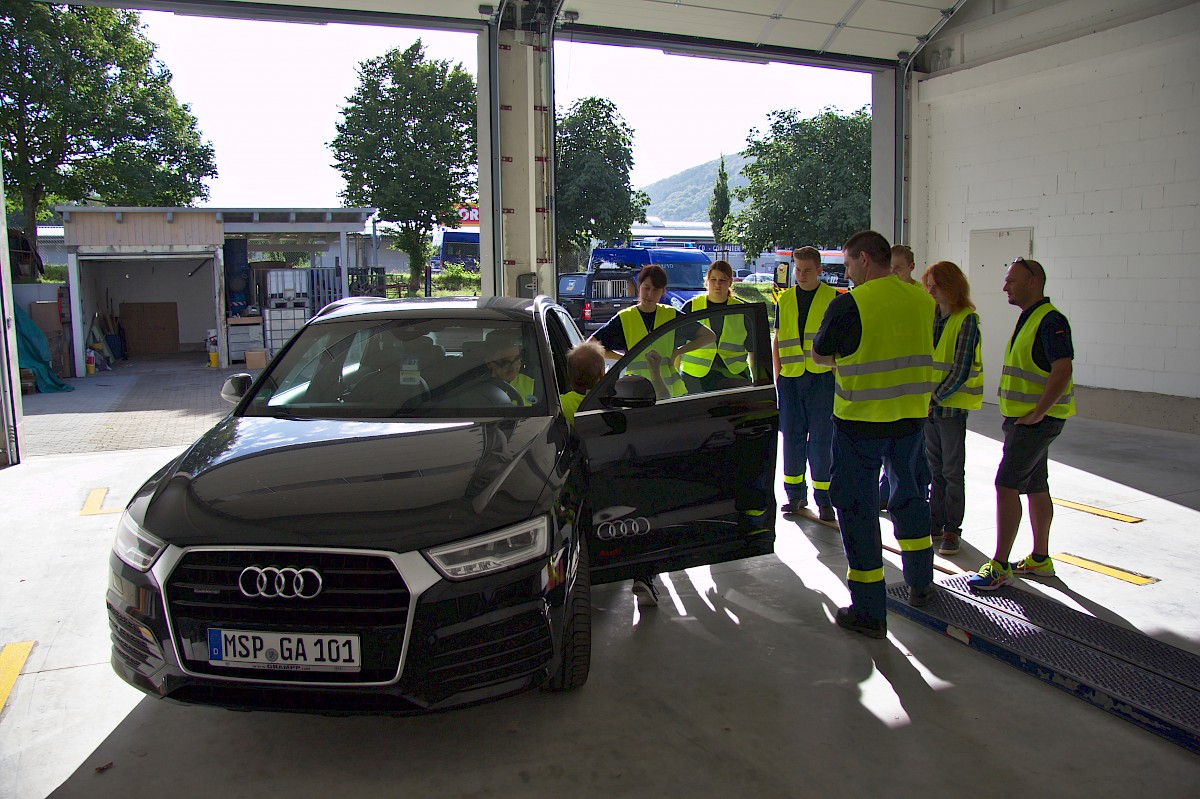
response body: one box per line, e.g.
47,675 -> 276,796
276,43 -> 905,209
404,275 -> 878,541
641,152 -> 751,222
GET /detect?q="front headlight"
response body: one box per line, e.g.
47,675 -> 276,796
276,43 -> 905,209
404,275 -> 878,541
113,512 -> 165,572
424,516 -> 550,580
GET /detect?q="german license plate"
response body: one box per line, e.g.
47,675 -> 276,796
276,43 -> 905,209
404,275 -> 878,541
207,629 -> 360,673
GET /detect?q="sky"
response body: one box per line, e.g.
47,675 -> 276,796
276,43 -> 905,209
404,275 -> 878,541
139,10 -> 872,208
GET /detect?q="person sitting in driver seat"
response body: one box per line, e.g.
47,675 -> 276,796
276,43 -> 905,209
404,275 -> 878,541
485,330 -> 537,405
561,340 -> 605,424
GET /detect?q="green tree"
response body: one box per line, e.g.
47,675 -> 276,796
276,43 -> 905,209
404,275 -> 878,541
725,106 -> 870,255
330,41 -> 476,293
708,155 -> 731,243
555,97 -> 648,265
0,3 -> 217,254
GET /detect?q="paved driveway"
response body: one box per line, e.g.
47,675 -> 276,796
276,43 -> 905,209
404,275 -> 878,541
17,354 -> 256,456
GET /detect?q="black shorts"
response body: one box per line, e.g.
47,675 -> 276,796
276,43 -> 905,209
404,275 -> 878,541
995,416 -> 1066,494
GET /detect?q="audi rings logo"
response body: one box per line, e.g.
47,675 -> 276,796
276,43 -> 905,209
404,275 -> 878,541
596,517 -> 651,541
238,566 -> 323,600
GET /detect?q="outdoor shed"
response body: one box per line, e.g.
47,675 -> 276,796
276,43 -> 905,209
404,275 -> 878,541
59,206 -> 376,376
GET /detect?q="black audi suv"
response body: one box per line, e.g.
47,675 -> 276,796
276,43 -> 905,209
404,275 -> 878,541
107,295 -> 778,713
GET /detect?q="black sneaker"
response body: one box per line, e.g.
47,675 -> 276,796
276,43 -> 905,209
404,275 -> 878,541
818,505 -> 837,522
908,584 -> 937,607
835,607 -> 887,639
781,498 -> 808,514
631,576 -> 659,607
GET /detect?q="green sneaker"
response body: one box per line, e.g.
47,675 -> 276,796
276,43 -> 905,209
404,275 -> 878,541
1012,554 -> 1055,578
967,559 -> 1013,591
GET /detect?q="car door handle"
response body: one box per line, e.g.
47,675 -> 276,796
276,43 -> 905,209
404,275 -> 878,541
736,423 -> 775,438
700,430 -> 736,450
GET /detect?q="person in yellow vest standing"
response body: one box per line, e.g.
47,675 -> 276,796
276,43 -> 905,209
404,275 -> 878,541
591,264 -> 712,403
879,243 -> 934,510
921,261 -> 983,556
969,257 -> 1074,590
812,231 -> 937,638
773,246 -> 838,521
680,260 -> 750,393
589,264 -> 713,605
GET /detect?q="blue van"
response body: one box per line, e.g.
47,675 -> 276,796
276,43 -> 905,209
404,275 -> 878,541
558,246 -> 712,332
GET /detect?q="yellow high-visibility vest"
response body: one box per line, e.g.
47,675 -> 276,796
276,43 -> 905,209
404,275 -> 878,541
617,305 -> 686,397
933,308 -> 984,411
510,373 -> 536,406
560,390 -> 585,423
776,283 -> 836,377
833,277 -> 935,422
999,302 -> 1075,419
680,294 -> 749,377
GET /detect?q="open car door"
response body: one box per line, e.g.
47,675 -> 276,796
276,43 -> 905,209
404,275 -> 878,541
573,302 -> 778,585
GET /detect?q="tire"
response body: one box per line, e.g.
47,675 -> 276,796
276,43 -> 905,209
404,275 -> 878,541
543,536 -> 591,692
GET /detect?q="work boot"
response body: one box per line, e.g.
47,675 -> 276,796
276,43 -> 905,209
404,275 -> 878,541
907,583 -> 937,607
835,607 -> 887,639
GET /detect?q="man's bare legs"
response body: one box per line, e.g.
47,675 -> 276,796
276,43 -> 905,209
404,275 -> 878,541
993,486 -> 1023,564
1027,491 -> 1054,558
995,486 -> 1053,564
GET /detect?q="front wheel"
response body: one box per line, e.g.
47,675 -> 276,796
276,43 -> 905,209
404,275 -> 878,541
543,536 -> 591,692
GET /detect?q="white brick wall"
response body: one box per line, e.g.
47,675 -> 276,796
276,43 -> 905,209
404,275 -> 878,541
911,5 -> 1200,398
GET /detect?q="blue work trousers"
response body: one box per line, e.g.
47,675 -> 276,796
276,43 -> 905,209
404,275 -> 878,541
830,425 -> 934,621
879,428 -> 932,507
777,371 -> 834,507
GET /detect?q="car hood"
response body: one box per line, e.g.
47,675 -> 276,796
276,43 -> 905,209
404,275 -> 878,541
139,416 -> 562,552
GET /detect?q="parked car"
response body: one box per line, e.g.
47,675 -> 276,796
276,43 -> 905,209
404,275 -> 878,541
732,268 -> 753,282
107,295 -> 779,713
557,245 -> 711,333
741,272 -> 775,284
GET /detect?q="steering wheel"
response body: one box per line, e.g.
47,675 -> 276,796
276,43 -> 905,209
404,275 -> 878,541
482,375 -> 524,405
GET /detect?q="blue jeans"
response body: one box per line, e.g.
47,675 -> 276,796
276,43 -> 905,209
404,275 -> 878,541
830,425 -> 934,621
777,372 -> 835,507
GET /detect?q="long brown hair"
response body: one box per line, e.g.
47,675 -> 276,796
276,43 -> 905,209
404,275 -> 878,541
922,260 -> 975,312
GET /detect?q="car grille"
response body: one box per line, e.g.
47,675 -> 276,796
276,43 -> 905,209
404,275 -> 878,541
108,603 -> 166,673
164,550 -> 410,684
418,605 -> 552,701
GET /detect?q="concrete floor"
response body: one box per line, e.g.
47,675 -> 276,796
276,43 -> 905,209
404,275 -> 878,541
2,360 -> 1199,798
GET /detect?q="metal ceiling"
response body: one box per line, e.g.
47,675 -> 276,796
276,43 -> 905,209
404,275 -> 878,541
140,0 -> 955,67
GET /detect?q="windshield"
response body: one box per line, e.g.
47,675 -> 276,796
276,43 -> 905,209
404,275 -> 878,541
659,262 -> 707,290
243,317 -> 546,419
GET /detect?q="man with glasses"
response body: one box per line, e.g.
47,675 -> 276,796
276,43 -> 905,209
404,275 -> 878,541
968,257 -> 1075,590
485,331 -> 537,406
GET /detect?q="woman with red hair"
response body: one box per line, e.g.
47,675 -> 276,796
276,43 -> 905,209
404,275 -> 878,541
922,261 -> 983,555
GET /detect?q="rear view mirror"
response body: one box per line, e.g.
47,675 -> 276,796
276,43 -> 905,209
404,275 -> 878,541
605,375 -> 657,409
220,373 -> 254,404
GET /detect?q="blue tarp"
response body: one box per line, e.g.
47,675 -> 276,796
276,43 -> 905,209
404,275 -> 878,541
14,304 -> 72,393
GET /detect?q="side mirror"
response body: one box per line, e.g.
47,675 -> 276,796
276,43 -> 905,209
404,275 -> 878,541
604,375 -> 657,409
220,373 -> 254,404
774,262 -> 790,288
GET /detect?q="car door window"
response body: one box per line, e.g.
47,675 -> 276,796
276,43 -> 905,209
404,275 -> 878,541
580,303 -> 770,411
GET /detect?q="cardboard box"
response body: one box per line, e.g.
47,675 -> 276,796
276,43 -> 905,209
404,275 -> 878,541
29,301 -> 60,334
244,349 -> 269,370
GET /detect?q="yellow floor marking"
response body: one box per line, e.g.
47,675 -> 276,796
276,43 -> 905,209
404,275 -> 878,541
1052,498 -> 1143,523
1055,552 -> 1159,585
0,641 -> 35,714
81,488 -> 122,516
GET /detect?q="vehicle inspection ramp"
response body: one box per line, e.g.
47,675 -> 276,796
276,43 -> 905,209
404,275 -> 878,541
886,576 -> 1200,754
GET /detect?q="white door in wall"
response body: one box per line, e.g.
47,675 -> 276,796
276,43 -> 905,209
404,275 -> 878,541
969,228 -> 1033,405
